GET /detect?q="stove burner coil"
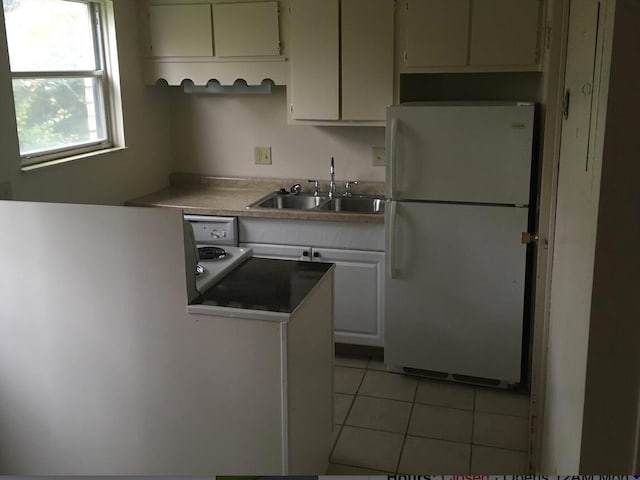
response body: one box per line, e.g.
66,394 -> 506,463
198,246 -> 227,261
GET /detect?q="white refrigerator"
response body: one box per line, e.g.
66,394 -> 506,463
384,102 -> 535,385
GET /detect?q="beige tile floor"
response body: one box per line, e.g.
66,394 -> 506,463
327,354 -> 530,475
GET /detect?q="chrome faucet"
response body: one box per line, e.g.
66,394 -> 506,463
308,179 -> 321,196
329,157 -> 336,199
344,180 -> 358,197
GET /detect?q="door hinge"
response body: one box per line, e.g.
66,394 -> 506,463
562,89 -> 570,119
521,232 -> 540,244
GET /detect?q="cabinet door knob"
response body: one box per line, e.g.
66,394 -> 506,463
302,251 -> 310,257
313,251 -> 320,258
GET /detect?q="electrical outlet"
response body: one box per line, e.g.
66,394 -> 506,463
0,181 -> 12,200
254,146 -> 272,165
372,147 -> 385,166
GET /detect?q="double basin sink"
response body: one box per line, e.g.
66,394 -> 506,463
247,191 -> 385,214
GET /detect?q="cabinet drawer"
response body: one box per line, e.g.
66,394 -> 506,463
238,218 -> 385,251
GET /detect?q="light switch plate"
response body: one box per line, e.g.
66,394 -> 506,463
372,147 -> 385,166
254,146 -> 272,165
0,181 -> 12,200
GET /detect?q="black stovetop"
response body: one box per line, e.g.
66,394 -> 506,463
194,257 -> 332,313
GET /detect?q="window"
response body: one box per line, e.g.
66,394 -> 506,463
2,0 -> 119,166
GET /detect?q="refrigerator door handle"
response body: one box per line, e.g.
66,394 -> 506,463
388,200 -> 398,278
388,117 -> 398,199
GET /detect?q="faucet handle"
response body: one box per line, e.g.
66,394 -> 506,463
307,179 -> 320,196
344,181 -> 359,197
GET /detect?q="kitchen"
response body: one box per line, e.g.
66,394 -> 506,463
1,0 -> 639,476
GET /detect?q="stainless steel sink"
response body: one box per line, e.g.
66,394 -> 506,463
247,192 -> 329,210
316,196 -> 385,214
247,191 -> 385,214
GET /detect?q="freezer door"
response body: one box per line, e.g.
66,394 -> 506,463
385,202 -> 528,383
386,104 -> 534,205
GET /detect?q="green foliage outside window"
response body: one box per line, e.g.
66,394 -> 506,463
13,78 -> 93,155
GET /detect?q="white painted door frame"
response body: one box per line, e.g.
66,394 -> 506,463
528,0 -> 616,473
528,0 -> 572,470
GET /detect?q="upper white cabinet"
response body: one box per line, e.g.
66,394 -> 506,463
470,0 -> 541,66
149,4 -> 213,57
341,0 -> 395,121
212,2 -> 280,57
405,0 -> 469,68
288,0 -> 394,124
143,1 -> 287,86
288,0 -> 340,121
400,0 -> 544,72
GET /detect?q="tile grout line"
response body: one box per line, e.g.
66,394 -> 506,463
355,392 -> 414,405
328,423 -> 345,461
334,355 -> 530,473
330,356 -> 370,461
329,461 -> 395,475
341,423 -> 414,437
407,397 -> 476,413
394,376 -> 419,474
471,441 -> 530,453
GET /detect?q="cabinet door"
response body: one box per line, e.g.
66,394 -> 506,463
212,2 -> 280,57
240,242 -> 310,261
470,0 -> 541,66
341,0 -> 394,121
313,248 -> 384,347
405,0 -> 470,68
289,0 -> 340,120
149,4 -> 213,57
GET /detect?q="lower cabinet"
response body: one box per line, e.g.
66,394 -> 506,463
241,241 -> 385,347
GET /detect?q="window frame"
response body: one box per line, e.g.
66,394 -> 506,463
5,0 -> 118,167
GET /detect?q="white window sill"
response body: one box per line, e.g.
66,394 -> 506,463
20,146 -> 128,173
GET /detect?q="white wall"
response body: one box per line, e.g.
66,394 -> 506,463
0,0 -> 172,205
170,86 -> 386,182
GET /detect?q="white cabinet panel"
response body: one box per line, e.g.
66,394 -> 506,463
213,2 -> 280,57
470,0 -> 541,66
239,219 -> 385,346
341,0 -> 394,121
239,218 -> 385,251
315,248 -> 384,346
406,0 -> 470,67
240,242 -> 309,261
289,0 -> 340,120
149,4 -> 213,57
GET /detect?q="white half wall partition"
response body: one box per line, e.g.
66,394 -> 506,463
0,201 -> 310,475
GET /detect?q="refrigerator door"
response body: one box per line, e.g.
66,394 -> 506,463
385,201 -> 528,383
386,103 -> 534,205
